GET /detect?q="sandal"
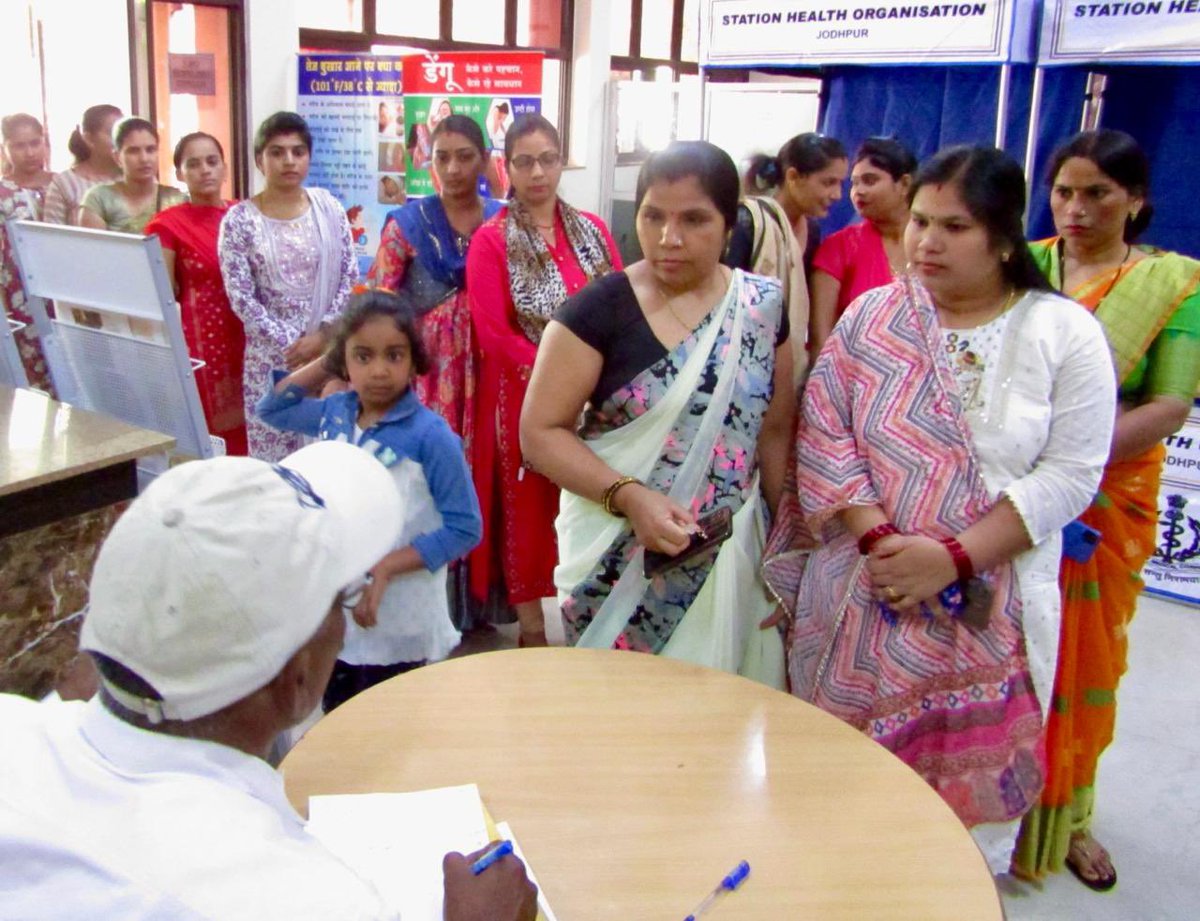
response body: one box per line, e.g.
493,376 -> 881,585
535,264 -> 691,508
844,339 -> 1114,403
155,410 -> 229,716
1065,832 -> 1117,892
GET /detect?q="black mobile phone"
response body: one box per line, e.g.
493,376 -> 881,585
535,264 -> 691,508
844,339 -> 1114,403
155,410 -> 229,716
643,506 -> 734,579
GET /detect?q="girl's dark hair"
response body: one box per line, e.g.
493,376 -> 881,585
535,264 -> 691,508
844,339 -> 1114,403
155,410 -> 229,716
1,113 -> 43,142
635,140 -> 740,230
323,289 -> 431,381
431,114 -> 488,158
67,104 -> 122,163
113,117 -> 158,150
1045,129 -> 1153,241
746,132 -> 848,190
173,131 -> 225,169
854,136 -> 917,181
254,111 -> 312,157
909,145 -> 1053,292
504,113 -> 559,162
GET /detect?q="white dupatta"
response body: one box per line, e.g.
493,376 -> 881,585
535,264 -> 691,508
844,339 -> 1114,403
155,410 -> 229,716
304,188 -> 349,333
555,270 -> 785,688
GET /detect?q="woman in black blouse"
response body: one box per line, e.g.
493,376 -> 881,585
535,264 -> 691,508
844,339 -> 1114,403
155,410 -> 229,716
520,141 -> 794,685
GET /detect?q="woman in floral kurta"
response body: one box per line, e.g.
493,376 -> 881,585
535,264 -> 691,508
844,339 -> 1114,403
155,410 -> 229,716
218,112 -> 356,461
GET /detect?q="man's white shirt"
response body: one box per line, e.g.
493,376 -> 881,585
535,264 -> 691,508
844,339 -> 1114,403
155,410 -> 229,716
0,694 -> 396,920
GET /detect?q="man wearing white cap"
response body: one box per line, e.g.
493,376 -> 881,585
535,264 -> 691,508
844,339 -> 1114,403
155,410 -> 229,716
0,442 -> 536,921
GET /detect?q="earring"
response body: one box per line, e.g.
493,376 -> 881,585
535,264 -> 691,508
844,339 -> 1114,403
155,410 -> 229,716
1130,209 -> 1141,222
1001,251 -> 1011,263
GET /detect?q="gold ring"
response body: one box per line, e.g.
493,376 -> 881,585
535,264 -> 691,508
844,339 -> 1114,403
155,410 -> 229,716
884,586 -> 901,603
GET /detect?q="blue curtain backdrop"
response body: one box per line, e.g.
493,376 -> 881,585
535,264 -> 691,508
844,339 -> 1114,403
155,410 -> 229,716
817,63 -> 1198,257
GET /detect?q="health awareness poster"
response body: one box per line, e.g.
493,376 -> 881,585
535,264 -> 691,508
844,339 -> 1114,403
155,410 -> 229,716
402,51 -> 542,199
297,53 -> 406,277
1144,402 -> 1200,607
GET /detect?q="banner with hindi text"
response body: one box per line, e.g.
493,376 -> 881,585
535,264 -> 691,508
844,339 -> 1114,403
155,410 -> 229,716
402,51 -> 542,198
297,53 -> 407,276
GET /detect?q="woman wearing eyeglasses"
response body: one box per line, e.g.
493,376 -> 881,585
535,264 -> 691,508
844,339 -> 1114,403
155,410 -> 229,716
465,114 -> 622,647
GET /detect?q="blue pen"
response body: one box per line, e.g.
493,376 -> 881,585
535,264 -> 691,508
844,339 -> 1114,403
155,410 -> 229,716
470,839 -> 513,875
683,860 -> 751,921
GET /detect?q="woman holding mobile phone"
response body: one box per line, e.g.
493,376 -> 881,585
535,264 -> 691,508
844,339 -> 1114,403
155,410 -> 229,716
521,141 -> 794,683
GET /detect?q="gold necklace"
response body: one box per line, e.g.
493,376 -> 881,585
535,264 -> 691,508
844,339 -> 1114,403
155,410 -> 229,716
664,298 -> 692,332
658,269 -> 724,332
980,287 -> 1019,324
983,287 -> 1020,325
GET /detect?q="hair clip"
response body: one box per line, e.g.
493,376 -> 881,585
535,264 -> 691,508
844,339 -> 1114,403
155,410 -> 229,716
350,284 -> 397,296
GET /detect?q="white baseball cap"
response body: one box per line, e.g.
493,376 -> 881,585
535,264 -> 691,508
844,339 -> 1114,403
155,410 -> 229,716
80,441 -> 402,722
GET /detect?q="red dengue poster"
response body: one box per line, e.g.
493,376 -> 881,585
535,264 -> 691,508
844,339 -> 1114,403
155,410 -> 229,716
402,51 -> 543,198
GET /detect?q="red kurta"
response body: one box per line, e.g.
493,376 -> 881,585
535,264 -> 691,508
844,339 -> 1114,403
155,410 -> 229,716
465,207 -> 622,604
146,202 -> 248,455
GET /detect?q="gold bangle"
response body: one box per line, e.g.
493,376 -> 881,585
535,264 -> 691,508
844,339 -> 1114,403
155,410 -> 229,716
601,475 -> 641,517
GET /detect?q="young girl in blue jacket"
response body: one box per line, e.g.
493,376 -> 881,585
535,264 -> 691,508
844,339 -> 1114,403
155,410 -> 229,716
258,288 -> 482,711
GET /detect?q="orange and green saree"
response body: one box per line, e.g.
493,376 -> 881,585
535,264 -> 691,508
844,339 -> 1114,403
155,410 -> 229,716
1014,239 -> 1200,877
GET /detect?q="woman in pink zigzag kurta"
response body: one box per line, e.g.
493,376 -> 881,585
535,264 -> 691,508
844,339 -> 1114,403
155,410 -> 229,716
764,146 -> 1116,874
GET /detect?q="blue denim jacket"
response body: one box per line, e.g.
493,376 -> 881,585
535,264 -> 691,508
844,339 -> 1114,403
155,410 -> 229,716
257,374 -> 482,571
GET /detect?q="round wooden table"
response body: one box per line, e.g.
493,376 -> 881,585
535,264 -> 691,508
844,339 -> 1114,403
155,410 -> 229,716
282,648 -> 1002,920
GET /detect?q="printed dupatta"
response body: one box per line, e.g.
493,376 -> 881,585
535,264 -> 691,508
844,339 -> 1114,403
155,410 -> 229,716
1030,238 -> 1200,383
305,189 -> 352,334
388,195 -> 502,313
776,277 -> 1045,828
556,270 -> 784,684
504,197 -> 613,344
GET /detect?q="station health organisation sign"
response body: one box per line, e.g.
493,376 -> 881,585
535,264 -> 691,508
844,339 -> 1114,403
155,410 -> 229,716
701,0 -> 1036,66
1144,402 -> 1200,607
1039,0 -> 1200,64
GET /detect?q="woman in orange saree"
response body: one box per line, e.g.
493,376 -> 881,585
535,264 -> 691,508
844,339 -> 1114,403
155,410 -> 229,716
1015,130 -> 1200,890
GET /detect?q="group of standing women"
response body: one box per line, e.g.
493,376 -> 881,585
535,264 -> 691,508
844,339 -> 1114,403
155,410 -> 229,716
516,127 -> 1198,889
367,111 -> 622,640
4,100 -> 1196,888
0,104 -> 360,461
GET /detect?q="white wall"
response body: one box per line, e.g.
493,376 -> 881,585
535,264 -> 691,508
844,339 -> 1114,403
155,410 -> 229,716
556,0 -> 612,216
243,0 -> 302,194
0,0 -> 134,171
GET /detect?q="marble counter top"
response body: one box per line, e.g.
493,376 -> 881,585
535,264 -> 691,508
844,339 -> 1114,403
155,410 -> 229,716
0,385 -> 175,497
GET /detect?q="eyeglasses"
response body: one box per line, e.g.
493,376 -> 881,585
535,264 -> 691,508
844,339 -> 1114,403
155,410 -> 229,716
338,573 -> 374,611
510,151 -> 562,172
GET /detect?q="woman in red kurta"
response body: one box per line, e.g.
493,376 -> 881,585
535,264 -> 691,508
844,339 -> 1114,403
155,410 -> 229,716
466,114 -> 621,646
146,132 -> 247,455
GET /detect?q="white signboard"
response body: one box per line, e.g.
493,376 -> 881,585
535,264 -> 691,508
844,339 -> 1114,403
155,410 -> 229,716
1040,0 -> 1200,64
1144,402 -> 1200,606
702,0 -> 1027,66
